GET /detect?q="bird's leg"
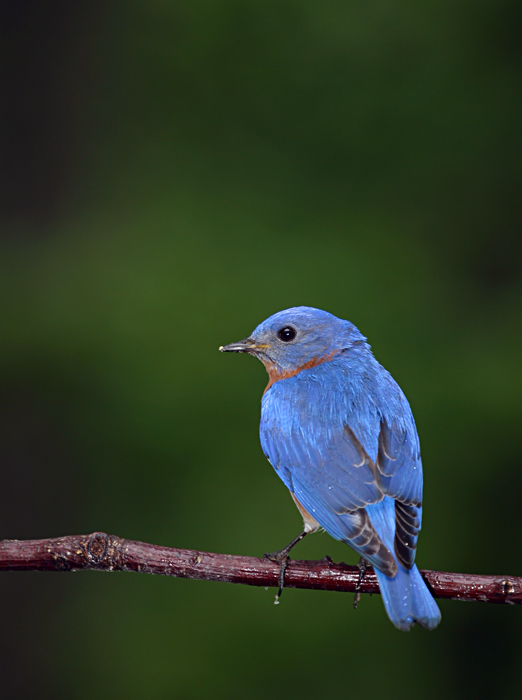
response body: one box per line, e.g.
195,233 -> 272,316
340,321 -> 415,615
264,530 -> 309,604
353,557 -> 370,610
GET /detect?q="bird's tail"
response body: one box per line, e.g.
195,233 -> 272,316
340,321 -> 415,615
374,563 -> 441,631
366,498 -> 441,631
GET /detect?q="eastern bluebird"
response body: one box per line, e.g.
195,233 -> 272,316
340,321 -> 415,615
220,306 -> 441,631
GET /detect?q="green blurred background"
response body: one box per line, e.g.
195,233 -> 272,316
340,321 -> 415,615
1,1 -> 522,698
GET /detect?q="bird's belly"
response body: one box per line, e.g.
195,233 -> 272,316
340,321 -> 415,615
291,493 -> 321,533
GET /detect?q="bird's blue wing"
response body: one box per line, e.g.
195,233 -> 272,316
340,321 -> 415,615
260,368 -> 385,512
375,419 -> 423,568
376,419 -> 422,506
260,361 -> 424,573
260,372 -> 397,575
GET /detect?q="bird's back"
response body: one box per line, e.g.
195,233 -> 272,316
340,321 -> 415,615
261,343 -> 419,468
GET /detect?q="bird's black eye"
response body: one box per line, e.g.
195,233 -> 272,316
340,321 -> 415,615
277,326 -> 297,342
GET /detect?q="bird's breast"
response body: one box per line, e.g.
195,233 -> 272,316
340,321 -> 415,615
262,349 -> 341,395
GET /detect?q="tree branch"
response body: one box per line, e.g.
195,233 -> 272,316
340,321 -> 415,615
1,532 -> 520,605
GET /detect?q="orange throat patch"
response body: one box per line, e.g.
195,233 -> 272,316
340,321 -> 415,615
262,349 -> 339,394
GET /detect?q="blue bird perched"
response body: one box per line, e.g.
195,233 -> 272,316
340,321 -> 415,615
220,306 -> 441,631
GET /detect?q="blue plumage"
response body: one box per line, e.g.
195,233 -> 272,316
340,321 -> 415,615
366,498 -> 440,630
221,306 -> 441,631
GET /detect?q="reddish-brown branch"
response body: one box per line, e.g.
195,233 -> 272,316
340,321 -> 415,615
0,532 -> 521,605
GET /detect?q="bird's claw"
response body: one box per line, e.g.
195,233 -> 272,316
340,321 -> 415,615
263,530 -> 308,604
264,550 -> 290,602
353,557 -> 369,610
264,550 -> 287,564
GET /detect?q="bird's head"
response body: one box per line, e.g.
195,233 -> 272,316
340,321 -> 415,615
220,306 -> 366,376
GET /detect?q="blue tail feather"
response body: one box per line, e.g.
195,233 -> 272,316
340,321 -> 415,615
367,498 -> 441,631
374,563 -> 441,631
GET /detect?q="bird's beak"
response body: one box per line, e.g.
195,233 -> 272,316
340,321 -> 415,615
219,337 -> 258,353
